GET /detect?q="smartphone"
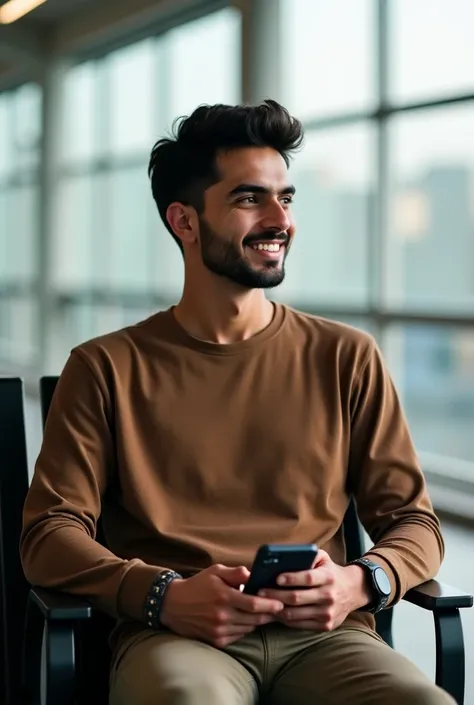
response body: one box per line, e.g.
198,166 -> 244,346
243,543 -> 318,595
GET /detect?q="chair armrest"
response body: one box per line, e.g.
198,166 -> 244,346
23,588 -> 92,705
403,579 -> 473,611
29,586 -> 92,621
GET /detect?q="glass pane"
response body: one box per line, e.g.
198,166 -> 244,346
9,297 -> 38,364
71,304 -> 124,341
0,299 -> 7,356
389,0 -> 474,103
12,82 -> 42,170
0,93 -> 12,177
284,0 -> 375,120
51,175 -> 97,289
385,325 -> 474,465
275,123 -> 373,306
48,302 -> 95,371
0,186 -> 7,278
4,186 -> 38,283
167,8 -> 241,119
386,105 -> 474,311
150,219 -> 184,298
108,166 -> 153,290
0,297 -> 38,366
52,302 -> 158,370
108,40 -> 156,155
62,62 -> 97,163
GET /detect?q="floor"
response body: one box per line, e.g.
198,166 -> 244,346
24,396 -> 474,703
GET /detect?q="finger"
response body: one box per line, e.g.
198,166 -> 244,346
229,589 -> 284,615
229,609 -> 276,627
275,568 -> 333,588
258,588 -> 319,606
312,549 -> 330,567
213,564 -> 251,587
220,624 -> 255,637
279,606 -> 320,622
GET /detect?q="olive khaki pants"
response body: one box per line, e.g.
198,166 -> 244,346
109,623 -> 456,705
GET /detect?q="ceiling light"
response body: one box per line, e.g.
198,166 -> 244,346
0,0 -> 47,24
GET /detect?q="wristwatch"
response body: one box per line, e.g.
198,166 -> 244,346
350,557 -> 391,613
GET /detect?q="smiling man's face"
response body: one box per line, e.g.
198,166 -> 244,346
196,146 -> 296,289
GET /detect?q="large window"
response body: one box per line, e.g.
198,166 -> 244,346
50,6 -> 241,369
284,0 -> 375,119
277,124 -> 374,305
387,105 -> 474,312
388,0 -> 474,103
3,1 -> 473,478
386,326 -> 474,464
284,0 -> 474,472
0,84 -> 42,366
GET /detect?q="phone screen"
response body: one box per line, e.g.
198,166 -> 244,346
243,543 -> 318,595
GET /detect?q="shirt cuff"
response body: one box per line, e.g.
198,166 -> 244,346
117,560 -> 165,622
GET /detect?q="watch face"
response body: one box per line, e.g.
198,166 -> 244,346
374,568 -> 391,596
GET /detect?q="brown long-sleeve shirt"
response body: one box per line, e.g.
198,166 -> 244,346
21,304 -> 444,644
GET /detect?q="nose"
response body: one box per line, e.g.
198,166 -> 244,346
260,199 -> 292,233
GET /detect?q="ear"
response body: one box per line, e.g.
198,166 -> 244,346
166,203 -> 197,247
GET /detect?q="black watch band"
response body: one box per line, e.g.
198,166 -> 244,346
350,558 -> 391,614
144,569 -> 183,629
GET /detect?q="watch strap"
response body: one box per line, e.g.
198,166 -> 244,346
350,558 -> 390,614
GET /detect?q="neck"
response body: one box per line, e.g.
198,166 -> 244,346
173,271 -> 275,344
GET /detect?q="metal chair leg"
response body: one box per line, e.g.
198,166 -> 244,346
434,608 -> 465,704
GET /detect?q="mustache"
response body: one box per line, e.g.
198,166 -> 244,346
243,232 -> 290,247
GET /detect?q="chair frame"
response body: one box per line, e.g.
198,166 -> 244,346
0,375 -> 472,705
0,378 -> 31,705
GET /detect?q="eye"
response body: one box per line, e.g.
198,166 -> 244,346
280,196 -> 294,205
237,195 -> 258,205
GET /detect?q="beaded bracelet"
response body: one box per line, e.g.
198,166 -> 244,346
144,569 -> 183,629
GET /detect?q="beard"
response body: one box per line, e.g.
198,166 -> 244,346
198,216 -> 289,289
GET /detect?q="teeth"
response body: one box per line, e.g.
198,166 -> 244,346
251,243 -> 281,252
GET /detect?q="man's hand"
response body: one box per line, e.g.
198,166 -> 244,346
260,550 -> 373,632
159,564 -> 284,648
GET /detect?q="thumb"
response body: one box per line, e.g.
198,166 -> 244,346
313,549 -> 330,568
214,564 -> 251,587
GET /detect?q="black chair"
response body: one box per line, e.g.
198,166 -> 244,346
0,378 -> 31,705
0,376 -> 472,705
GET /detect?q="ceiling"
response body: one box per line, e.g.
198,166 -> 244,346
0,0 -> 97,25
0,0 -> 207,87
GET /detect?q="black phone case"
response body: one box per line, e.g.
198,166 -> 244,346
243,544 -> 318,595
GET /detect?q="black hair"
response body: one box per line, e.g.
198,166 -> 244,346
148,99 -> 304,252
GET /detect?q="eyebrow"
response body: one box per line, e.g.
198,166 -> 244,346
228,183 -> 296,198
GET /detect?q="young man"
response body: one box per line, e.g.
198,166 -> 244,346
21,100 -> 453,704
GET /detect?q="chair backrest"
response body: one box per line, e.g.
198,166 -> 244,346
39,375 -> 58,429
343,496 -> 365,562
0,378 -> 31,705
40,376 -> 112,704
